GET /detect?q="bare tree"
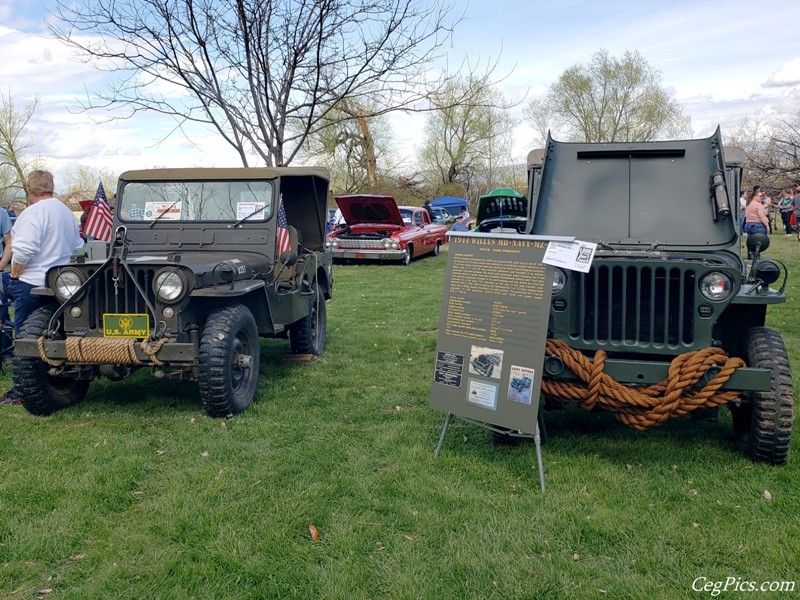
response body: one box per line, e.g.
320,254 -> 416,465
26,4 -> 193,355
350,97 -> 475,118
50,0 -> 461,167
60,165 -> 119,205
302,98 -> 394,194
523,97 -> 550,149
420,73 -> 516,201
725,115 -> 799,191
528,49 -> 691,143
753,111 -> 800,184
0,91 -> 40,202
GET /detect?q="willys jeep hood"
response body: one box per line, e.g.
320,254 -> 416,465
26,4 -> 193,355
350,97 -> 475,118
334,195 -> 404,227
528,128 -> 739,250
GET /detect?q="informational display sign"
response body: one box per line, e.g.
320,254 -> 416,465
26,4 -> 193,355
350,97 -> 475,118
429,232 -> 556,434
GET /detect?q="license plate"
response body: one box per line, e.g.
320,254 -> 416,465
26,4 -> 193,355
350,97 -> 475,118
103,314 -> 150,338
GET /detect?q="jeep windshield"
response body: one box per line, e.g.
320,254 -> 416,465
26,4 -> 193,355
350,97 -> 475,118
528,129 -> 738,250
119,180 -> 275,223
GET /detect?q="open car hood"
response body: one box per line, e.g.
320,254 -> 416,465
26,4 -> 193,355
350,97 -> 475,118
528,128 -> 739,250
335,195 -> 404,227
476,190 -> 527,226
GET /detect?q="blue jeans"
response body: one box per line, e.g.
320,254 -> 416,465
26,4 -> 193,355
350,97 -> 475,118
0,272 -> 12,357
744,222 -> 767,236
7,279 -> 48,336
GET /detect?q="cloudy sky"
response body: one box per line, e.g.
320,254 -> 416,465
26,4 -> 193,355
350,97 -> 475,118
2,0 -> 799,190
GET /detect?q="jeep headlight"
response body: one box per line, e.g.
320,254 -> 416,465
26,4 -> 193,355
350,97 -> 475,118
54,268 -> 85,301
552,268 -> 567,294
699,271 -> 733,301
154,269 -> 186,303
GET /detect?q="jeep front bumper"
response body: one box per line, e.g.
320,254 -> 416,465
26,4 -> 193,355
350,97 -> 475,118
15,337 -> 198,366
543,355 -> 772,392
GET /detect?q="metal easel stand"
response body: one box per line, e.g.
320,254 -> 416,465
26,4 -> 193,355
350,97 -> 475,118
433,410 -> 547,492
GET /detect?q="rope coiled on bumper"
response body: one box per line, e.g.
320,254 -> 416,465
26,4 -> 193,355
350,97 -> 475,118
541,339 -> 746,431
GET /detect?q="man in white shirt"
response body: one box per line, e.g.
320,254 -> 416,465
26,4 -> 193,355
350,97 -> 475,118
8,170 -> 83,335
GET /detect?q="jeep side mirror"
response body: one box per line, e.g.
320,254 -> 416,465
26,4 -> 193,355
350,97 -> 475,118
279,250 -> 298,267
746,233 -> 770,255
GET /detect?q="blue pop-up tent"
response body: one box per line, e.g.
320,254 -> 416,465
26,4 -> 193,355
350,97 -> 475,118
430,196 -> 467,214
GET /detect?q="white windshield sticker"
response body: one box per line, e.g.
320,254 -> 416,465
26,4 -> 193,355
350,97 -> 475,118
144,201 -> 182,221
236,202 -> 266,220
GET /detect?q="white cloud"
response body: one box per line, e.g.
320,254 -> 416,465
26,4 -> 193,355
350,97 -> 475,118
764,57 -> 800,88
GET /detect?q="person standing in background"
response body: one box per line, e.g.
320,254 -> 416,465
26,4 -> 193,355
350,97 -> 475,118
0,207 -> 13,365
778,189 -> 794,235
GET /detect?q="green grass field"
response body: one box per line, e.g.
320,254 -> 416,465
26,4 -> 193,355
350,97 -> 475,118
1,234 -> 799,599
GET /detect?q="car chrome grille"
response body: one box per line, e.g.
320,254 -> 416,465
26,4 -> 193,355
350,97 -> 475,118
571,264 -> 696,348
335,239 -> 386,250
84,266 -> 157,330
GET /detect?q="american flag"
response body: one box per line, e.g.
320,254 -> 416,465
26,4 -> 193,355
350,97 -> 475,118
276,196 -> 291,255
84,181 -> 113,242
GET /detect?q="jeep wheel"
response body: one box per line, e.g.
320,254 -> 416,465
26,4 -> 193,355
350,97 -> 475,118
199,304 -> 260,418
289,283 -> 327,356
730,327 -> 794,465
402,245 -> 413,266
13,306 -> 90,416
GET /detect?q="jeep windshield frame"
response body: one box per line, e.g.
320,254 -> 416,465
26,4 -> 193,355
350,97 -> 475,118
527,127 -> 739,251
118,179 -> 275,224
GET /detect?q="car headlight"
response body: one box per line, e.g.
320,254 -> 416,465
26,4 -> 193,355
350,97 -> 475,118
699,271 -> 733,301
154,269 -> 186,303
54,268 -> 85,301
552,268 -> 567,294
390,239 -> 399,249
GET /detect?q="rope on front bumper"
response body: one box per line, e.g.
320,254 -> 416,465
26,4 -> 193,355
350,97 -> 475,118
37,336 -> 170,367
541,339 -> 747,431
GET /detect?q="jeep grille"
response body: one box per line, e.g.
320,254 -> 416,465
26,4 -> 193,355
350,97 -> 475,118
570,264 -> 696,348
84,266 -> 157,330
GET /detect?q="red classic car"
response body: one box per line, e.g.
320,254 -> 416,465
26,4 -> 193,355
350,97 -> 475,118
326,195 -> 448,265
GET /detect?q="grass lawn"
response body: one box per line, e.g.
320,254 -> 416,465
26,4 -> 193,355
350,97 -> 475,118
1,234 -> 799,599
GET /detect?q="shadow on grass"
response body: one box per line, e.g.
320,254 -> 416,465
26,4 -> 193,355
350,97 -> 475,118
438,405 -> 744,470
537,406 -> 741,466
52,337 -> 299,418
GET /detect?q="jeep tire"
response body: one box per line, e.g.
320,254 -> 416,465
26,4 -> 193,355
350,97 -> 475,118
730,327 -> 794,465
13,305 -> 90,416
289,283 -> 326,356
199,304 -> 260,418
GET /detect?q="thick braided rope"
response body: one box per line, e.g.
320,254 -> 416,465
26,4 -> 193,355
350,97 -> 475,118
541,339 -> 746,431
140,338 -> 170,366
37,336 -> 170,366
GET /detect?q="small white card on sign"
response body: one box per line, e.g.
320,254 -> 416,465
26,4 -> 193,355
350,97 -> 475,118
543,240 -> 597,273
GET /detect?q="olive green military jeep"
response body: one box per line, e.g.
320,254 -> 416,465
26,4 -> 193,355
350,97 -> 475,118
13,167 -> 332,418
523,128 -> 793,464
